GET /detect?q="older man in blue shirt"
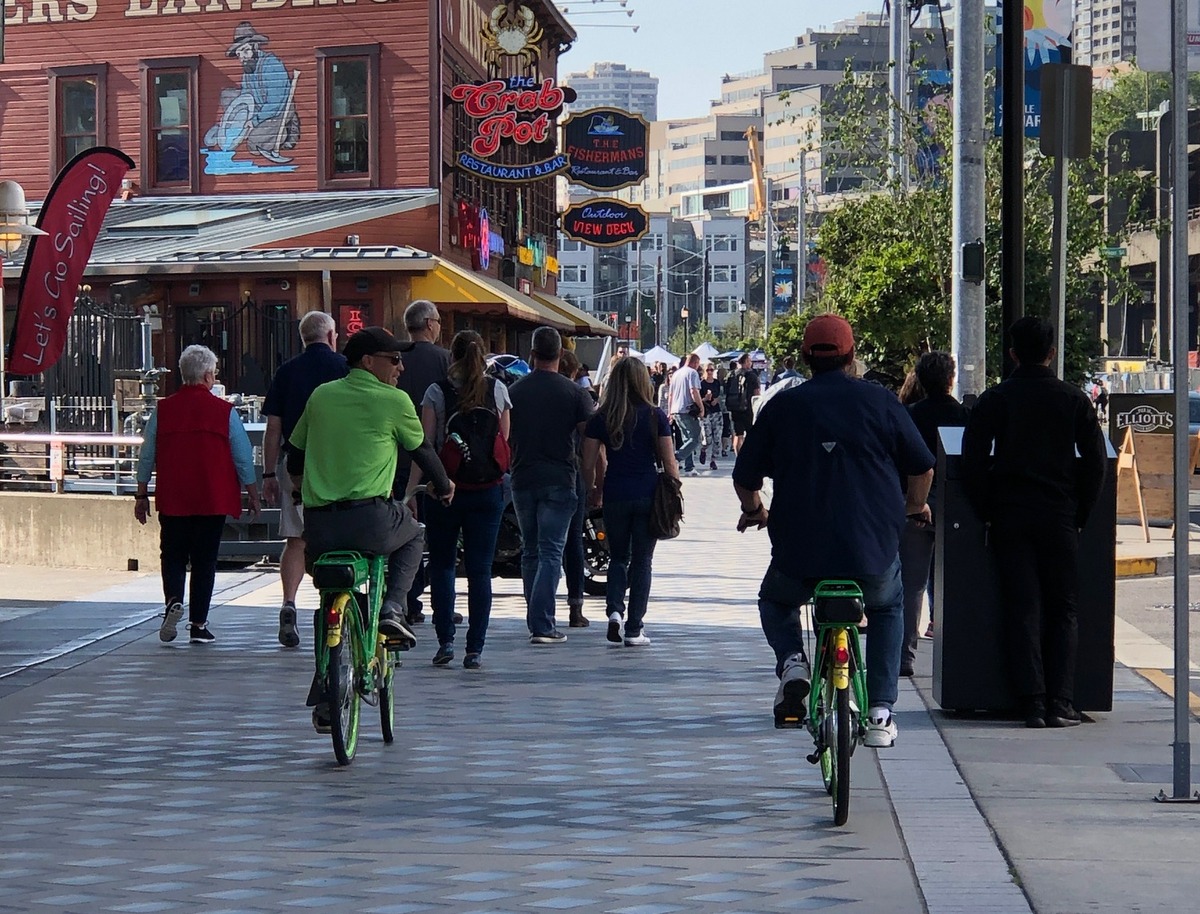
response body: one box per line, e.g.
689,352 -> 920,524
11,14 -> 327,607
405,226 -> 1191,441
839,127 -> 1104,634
732,315 -> 934,748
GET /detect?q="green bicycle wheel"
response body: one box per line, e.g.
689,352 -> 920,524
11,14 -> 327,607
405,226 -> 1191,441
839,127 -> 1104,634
379,647 -> 395,745
327,593 -> 361,766
831,684 -> 852,826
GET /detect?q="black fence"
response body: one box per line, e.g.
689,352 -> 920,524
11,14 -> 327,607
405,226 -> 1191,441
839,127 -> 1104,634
176,299 -> 298,396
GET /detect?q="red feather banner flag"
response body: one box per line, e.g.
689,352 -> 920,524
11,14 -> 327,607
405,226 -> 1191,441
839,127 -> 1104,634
7,146 -> 135,375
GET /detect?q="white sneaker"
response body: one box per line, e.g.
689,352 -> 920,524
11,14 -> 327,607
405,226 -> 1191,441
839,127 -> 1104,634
686,469 -> 702,477
773,653 -> 811,728
624,630 -> 651,646
864,710 -> 898,748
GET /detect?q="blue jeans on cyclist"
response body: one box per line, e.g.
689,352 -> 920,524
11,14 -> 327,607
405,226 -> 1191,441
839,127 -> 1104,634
424,484 -> 504,658
512,483 -> 577,637
758,554 -> 903,712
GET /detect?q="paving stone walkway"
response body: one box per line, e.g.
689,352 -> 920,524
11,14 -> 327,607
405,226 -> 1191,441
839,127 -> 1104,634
0,469 -> 1032,913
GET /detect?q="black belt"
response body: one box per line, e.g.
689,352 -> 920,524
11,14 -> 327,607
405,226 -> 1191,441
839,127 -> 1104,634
307,496 -> 387,513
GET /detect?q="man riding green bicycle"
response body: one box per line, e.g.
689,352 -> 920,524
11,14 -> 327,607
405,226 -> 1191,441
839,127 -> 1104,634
732,315 -> 934,748
288,326 -> 454,729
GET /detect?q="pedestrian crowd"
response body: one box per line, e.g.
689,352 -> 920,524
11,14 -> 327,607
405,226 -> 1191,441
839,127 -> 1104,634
134,301 -> 1105,738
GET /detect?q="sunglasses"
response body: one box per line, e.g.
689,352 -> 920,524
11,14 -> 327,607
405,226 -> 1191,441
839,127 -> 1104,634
375,353 -> 402,365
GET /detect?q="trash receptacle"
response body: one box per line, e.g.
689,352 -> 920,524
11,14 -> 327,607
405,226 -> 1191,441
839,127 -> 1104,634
932,427 -> 1117,713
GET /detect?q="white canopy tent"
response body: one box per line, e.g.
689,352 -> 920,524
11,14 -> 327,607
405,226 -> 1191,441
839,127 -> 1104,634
692,342 -> 720,362
640,345 -> 681,366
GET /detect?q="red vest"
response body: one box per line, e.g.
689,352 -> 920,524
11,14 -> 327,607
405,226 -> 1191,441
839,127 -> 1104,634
153,385 -> 242,518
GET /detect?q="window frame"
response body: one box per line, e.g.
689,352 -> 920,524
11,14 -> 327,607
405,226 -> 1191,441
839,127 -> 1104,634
48,64 -> 107,179
139,56 -> 200,194
317,44 -> 381,190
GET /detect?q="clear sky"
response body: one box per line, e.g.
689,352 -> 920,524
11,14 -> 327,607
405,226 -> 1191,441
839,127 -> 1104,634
559,0 -> 853,119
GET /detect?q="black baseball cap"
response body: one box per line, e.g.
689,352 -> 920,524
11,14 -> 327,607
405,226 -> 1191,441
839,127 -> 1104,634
342,326 -> 414,364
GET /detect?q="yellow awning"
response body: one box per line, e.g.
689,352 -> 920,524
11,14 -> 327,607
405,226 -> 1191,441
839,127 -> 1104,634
409,258 -> 574,331
530,291 -> 618,337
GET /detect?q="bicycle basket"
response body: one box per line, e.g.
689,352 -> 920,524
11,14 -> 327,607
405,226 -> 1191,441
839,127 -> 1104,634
312,552 -> 370,590
812,580 -> 865,625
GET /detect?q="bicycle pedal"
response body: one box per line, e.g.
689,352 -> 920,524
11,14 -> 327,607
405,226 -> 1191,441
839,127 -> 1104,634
359,690 -> 380,708
806,751 -> 822,764
383,636 -> 416,651
774,716 -> 805,730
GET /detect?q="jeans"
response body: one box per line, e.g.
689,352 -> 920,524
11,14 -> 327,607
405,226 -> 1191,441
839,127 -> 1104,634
159,514 -> 226,625
898,518 -> 935,668
425,485 -> 504,655
561,473 -> 587,607
673,413 -> 701,471
603,497 -> 657,634
512,484 -> 578,636
757,555 -> 904,711
393,467 -> 428,616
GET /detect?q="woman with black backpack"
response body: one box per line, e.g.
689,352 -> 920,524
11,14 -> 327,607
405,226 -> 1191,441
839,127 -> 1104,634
410,330 -> 511,670
582,357 -> 679,647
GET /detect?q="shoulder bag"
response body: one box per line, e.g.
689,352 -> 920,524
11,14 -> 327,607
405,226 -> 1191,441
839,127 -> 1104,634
645,406 -> 684,539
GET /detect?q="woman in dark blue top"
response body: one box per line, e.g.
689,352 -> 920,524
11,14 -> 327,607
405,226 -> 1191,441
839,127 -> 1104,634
582,358 -> 679,646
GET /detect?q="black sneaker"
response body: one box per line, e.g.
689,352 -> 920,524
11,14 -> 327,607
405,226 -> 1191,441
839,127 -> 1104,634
379,610 -> 417,648
606,612 -> 622,644
405,608 -> 425,625
452,612 -> 464,624
530,630 -> 567,644
463,653 -> 482,670
278,603 -> 300,648
1024,697 -> 1047,729
188,624 -> 215,644
432,644 -> 454,666
312,705 -> 332,734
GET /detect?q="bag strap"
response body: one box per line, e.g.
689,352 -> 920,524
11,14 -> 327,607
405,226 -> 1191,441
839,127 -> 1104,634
648,405 -> 664,470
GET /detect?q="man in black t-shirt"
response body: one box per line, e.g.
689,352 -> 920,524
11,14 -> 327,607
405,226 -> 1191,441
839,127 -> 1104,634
509,327 -> 595,643
726,353 -> 760,454
394,299 -> 450,624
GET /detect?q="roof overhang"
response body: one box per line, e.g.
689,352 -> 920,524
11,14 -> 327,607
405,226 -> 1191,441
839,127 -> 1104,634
411,257 -> 576,332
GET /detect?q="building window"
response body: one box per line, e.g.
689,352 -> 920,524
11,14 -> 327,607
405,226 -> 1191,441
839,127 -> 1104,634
557,236 -> 583,252
709,296 -> 738,313
710,264 -> 738,283
561,265 -> 588,283
317,44 -> 380,188
140,57 -> 198,192
49,65 -> 107,177
709,234 -> 739,252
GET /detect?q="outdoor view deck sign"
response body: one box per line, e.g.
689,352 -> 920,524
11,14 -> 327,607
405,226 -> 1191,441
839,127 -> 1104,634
560,198 -> 649,248
450,75 -> 574,182
562,107 -> 649,191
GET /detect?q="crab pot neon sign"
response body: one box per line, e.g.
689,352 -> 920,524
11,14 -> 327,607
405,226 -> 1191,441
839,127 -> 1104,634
450,75 -> 575,182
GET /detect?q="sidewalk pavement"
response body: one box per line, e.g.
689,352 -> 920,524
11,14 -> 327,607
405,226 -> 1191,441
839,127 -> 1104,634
1115,522 -> 1200,578
1,461 -> 1200,912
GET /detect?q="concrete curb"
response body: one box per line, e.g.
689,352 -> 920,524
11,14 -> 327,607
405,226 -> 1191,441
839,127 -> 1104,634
1116,552 -> 1200,579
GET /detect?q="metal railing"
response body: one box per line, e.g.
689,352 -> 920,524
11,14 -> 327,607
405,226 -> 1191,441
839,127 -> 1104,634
0,432 -> 144,495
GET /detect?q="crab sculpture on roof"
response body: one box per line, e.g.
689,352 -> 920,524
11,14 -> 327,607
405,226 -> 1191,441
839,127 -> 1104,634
481,3 -> 544,73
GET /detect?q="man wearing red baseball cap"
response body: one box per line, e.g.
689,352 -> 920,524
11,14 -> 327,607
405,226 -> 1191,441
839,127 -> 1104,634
731,313 -> 935,748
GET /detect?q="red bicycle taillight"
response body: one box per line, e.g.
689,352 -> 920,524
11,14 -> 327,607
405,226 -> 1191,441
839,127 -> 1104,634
834,645 -> 850,665
325,603 -> 342,627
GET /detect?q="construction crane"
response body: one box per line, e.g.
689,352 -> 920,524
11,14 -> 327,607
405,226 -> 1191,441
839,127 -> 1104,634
745,125 -> 766,226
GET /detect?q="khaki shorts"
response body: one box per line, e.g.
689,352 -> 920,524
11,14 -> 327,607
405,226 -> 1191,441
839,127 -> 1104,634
276,453 -> 304,539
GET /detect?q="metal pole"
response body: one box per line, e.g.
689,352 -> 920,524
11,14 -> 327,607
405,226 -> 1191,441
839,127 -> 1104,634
1169,0 -> 1192,802
1050,72 -> 1071,380
1001,0 -> 1025,376
889,0 -> 909,187
0,254 -> 6,406
656,255 -> 663,347
797,161 -> 807,309
764,175 -> 773,334
952,0 -> 987,400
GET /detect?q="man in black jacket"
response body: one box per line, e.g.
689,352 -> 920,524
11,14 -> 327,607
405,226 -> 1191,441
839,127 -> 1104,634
961,317 -> 1106,729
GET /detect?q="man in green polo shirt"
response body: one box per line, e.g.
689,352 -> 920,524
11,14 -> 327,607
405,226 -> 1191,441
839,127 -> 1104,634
288,326 -> 454,653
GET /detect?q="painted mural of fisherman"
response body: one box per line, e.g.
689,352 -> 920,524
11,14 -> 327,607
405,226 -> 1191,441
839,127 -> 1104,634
204,22 -> 300,165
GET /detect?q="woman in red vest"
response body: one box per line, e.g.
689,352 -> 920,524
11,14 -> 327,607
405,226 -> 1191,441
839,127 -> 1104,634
134,345 -> 260,644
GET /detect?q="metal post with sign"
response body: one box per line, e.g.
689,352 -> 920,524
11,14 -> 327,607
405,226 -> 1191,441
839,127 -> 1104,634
1039,62 -> 1092,378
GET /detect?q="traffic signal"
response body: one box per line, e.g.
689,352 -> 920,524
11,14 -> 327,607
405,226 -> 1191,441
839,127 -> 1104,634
776,236 -> 791,264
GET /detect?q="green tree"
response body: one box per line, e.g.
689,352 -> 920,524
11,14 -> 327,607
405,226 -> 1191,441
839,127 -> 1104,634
763,310 -> 812,368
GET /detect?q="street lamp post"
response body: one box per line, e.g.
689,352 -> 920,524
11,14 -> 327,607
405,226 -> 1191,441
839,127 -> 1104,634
624,313 -> 632,344
680,306 -> 690,352
0,181 -> 46,405
738,298 -> 748,339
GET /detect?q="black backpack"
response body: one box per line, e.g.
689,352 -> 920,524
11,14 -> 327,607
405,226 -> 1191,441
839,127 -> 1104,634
436,379 -> 510,487
725,370 -> 749,412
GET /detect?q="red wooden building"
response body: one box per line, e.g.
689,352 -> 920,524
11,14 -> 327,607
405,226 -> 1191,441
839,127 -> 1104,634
0,0 -> 610,395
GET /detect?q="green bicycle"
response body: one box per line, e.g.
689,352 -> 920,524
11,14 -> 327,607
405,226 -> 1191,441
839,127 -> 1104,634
311,550 -> 408,765
802,580 -> 870,827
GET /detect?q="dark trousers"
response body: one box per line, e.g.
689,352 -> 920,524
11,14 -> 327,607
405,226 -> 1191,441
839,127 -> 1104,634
990,514 -> 1080,703
159,514 -> 226,625
561,473 -> 587,607
899,517 -> 935,668
394,466 -> 428,615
